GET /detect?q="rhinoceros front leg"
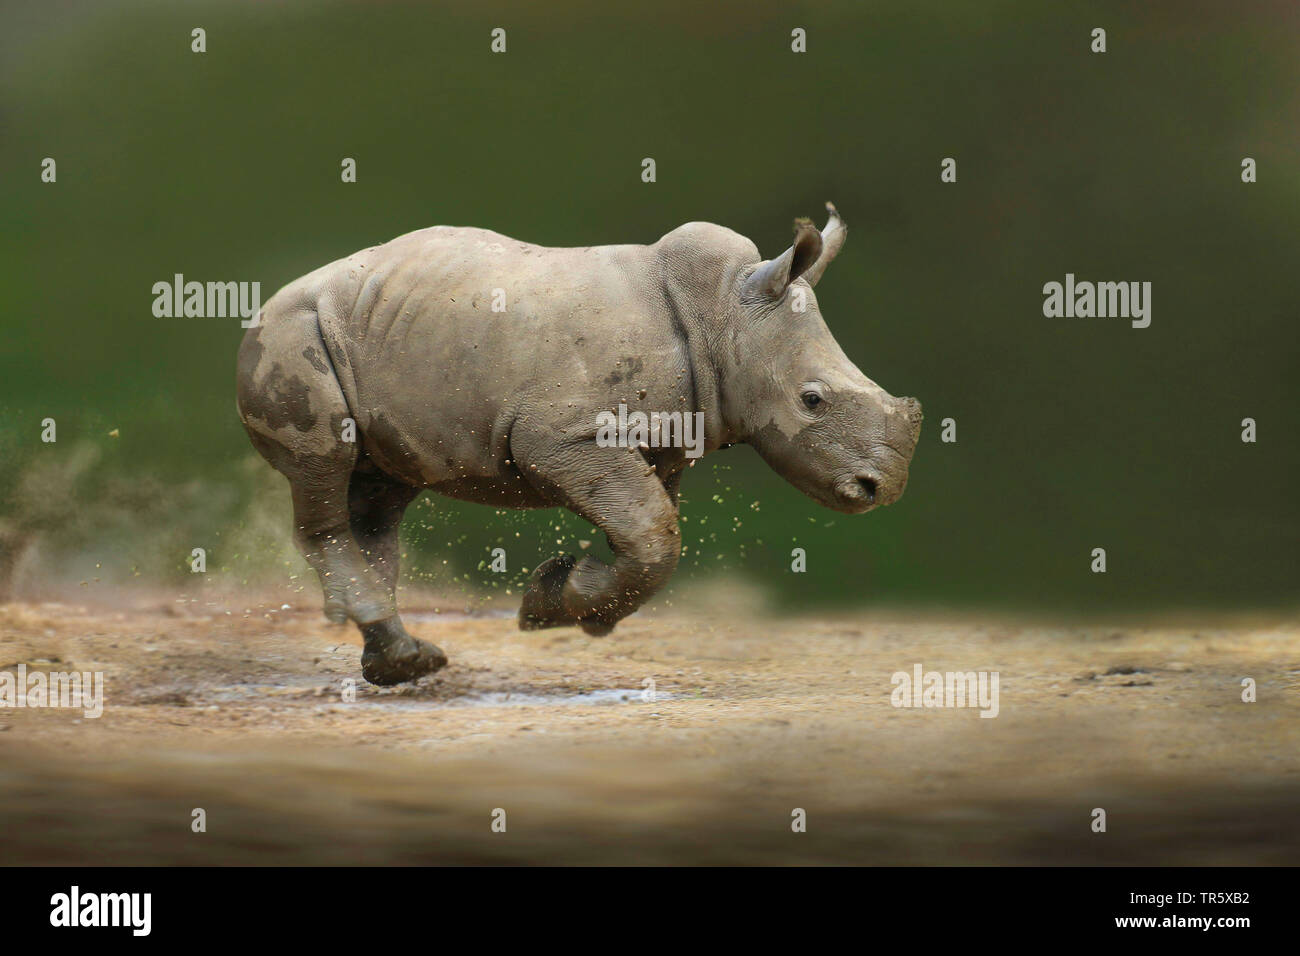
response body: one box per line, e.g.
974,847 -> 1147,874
514,439 -> 681,636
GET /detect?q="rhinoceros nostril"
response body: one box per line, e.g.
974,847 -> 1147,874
857,475 -> 877,504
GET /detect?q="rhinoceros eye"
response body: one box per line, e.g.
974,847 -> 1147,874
801,391 -> 823,410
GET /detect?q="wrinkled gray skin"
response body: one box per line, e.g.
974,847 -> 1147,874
237,204 -> 921,685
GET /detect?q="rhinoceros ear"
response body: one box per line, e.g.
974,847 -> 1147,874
744,217 -> 824,299
801,202 -> 847,288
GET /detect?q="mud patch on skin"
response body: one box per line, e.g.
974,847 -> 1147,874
244,362 -> 318,433
243,424 -> 334,477
603,356 -> 645,386
236,331 -> 266,387
302,346 -> 331,375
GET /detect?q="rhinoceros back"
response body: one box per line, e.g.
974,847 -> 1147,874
292,226 -> 679,491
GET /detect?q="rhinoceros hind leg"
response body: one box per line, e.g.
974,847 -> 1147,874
360,617 -> 447,685
280,443 -> 397,628
239,308 -> 426,682
348,458 -> 421,596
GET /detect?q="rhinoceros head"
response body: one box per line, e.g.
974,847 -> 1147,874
720,204 -> 921,514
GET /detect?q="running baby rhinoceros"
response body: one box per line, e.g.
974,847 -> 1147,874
236,204 -> 922,685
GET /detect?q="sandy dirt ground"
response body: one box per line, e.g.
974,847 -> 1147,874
1,587 -> 1297,865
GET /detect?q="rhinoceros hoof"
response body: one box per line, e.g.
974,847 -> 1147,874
518,555 -> 582,630
360,619 -> 448,686
578,617 -> 616,637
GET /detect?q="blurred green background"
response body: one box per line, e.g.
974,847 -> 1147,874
1,0 -> 1296,613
